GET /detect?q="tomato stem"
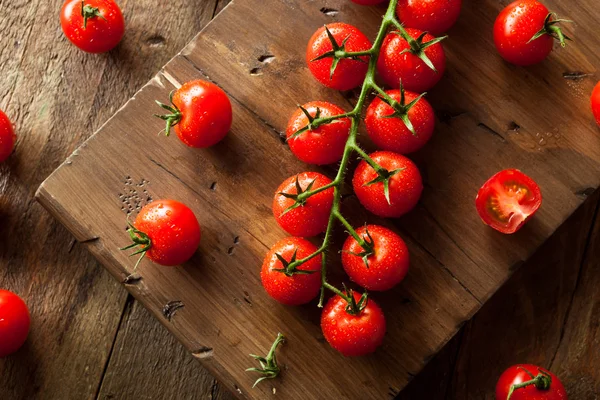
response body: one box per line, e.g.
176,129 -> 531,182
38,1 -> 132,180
246,333 -> 285,388
506,367 -> 553,400
81,0 -> 106,29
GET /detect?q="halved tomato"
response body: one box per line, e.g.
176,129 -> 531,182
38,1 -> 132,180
475,169 -> 542,234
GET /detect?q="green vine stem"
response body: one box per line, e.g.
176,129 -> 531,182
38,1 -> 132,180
285,0 -> 439,309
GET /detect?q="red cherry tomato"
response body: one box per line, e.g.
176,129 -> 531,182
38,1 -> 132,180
306,23 -> 372,91
365,88 -> 435,154
123,200 -> 201,266
493,0 -> 570,66
261,237 -> 322,305
495,364 -> 567,400
352,151 -> 423,218
475,169 -> 542,234
0,290 -> 30,358
592,81 -> 600,127
0,109 -> 16,162
286,101 -> 351,165
156,80 -> 232,148
321,292 -> 386,357
342,225 -> 409,291
352,0 -> 386,4
377,28 -> 446,93
60,0 -> 125,53
396,0 -> 462,35
273,172 -> 334,237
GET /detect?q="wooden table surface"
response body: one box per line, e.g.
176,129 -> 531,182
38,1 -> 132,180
1,0 -> 599,399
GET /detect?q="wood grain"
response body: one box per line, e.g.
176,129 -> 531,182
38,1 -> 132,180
23,0 -> 600,399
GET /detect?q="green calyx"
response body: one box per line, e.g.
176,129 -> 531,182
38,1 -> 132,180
288,105 -> 322,140
343,285 -> 369,315
311,26 -> 368,80
343,226 -> 375,269
528,12 -> 573,47
154,91 -> 182,137
506,367 -> 552,400
278,175 -> 316,216
119,221 -> 152,270
81,1 -> 106,29
246,333 -> 286,388
363,165 -> 405,205
379,81 -> 426,136
273,248 -> 316,277
394,29 -> 447,72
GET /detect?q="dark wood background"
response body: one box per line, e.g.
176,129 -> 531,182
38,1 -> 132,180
1,0 -> 599,399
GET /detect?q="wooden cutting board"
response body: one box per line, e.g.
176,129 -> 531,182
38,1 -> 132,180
36,0 -> 600,398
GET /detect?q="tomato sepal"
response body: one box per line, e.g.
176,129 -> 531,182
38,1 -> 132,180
81,0 -> 107,29
341,285 -> 369,315
277,175 -> 318,216
377,82 -> 426,136
393,27 -> 447,73
341,226 -> 375,268
528,12 -> 573,48
363,166 -> 405,205
120,220 -> 152,270
154,91 -> 183,137
272,248 -> 317,277
246,333 -> 285,388
506,366 -> 553,400
310,25 -> 368,79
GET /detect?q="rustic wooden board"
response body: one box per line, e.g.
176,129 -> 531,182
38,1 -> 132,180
35,0 -> 600,398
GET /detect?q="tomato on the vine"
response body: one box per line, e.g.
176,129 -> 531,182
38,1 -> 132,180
342,225 -> 409,291
475,169 -> 542,234
155,80 -> 232,148
273,172 -> 334,237
286,102 -> 351,165
0,290 -> 30,358
261,237 -> 322,305
122,199 -> 201,267
592,81 -> 600,127
365,88 -> 435,154
352,151 -> 423,218
396,0 -> 462,35
306,23 -> 372,91
493,0 -> 572,66
0,109 -> 16,163
377,28 -> 446,93
495,364 -> 567,400
321,292 -> 386,357
60,0 -> 125,53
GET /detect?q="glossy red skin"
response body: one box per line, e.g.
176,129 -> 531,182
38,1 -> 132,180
321,292 -> 386,357
273,172 -> 334,237
0,110 -> 16,162
495,364 -> 567,400
0,290 -> 30,358
261,237 -> 322,305
171,80 -> 232,148
377,28 -> 446,93
396,0 -> 462,35
133,200 -> 201,266
365,89 -> 435,154
493,0 -> 554,66
476,169 -> 542,234
286,101 -> 351,165
352,0 -> 386,4
353,151 -> 423,218
342,225 -> 409,291
592,81 -> 600,127
307,23 -> 372,91
60,0 -> 124,53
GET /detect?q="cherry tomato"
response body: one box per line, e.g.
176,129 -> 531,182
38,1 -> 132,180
475,169 -> 542,234
123,199 -> 201,266
352,0 -> 386,4
0,290 -> 30,358
273,172 -> 334,237
377,28 -> 446,93
0,109 -> 16,163
365,88 -> 435,154
286,101 -> 351,165
60,0 -> 125,53
321,292 -> 386,357
592,81 -> 600,127
396,0 -> 462,35
261,237 -> 322,305
342,225 -> 409,291
306,23 -> 372,91
155,80 -> 232,148
352,151 -> 423,218
493,0 -> 571,66
496,364 -> 567,400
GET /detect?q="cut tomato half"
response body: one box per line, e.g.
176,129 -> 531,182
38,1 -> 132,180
475,169 -> 542,234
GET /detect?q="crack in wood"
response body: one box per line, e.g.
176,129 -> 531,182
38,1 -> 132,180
477,122 -> 507,143
508,121 -> 521,132
320,7 -> 339,17
575,187 -> 595,198
162,300 -> 184,321
563,71 -> 592,81
122,274 -> 142,285
439,110 -> 467,124
191,346 -> 214,359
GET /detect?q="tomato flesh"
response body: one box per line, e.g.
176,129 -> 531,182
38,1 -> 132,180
592,81 -> 600,127
396,0 -> 462,35
0,290 -> 30,358
476,169 -> 542,234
